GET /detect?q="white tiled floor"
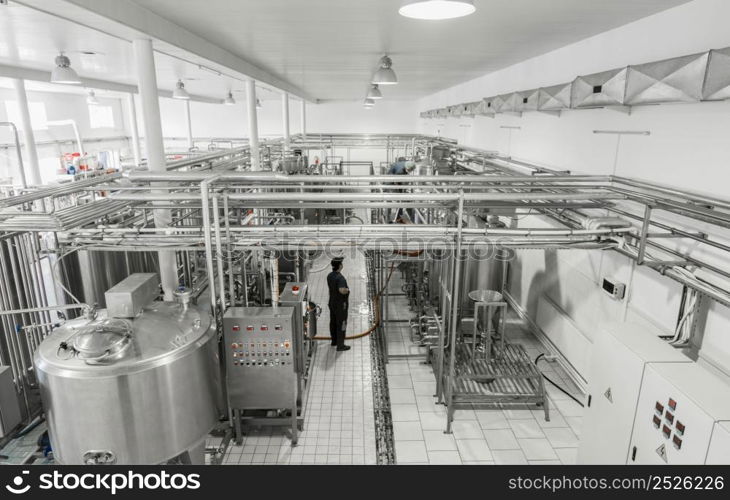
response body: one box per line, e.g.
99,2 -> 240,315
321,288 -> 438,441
221,252 -> 587,466
384,269 -> 586,465
223,250 -> 377,465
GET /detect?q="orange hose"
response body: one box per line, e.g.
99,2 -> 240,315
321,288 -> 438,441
312,264 -> 396,341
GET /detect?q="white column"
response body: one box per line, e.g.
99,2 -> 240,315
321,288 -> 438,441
281,92 -> 290,151
184,100 -> 194,150
245,79 -> 260,171
126,93 -> 142,167
132,38 -> 177,301
300,100 -> 306,137
11,79 -> 41,186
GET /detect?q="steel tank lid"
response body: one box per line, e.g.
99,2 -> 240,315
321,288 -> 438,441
35,302 -> 213,377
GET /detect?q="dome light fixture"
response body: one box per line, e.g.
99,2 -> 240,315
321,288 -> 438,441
86,90 -> 100,105
50,53 -> 82,85
172,80 -> 190,100
367,84 -> 383,100
372,56 -> 398,85
363,98 -> 375,108
224,92 -> 236,106
399,0 -> 476,20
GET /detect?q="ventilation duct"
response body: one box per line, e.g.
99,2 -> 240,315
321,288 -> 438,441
703,47 -> 730,100
447,105 -> 462,117
419,112 -> 428,119
477,97 -> 497,117
518,89 -> 540,112
572,67 -> 628,108
538,83 -> 572,111
625,52 -> 708,105
496,92 -> 522,113
461,101 -> 480,117
418,45 -> 730,118
436,108 -> 448,118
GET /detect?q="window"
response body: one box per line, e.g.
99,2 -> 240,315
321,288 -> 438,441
4,101 -> 48,130
88,104 -> 115,129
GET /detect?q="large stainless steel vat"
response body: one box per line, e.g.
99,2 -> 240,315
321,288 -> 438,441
34,300 -> 220,465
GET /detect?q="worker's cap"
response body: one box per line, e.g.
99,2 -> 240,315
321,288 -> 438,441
397,157 -> 406,162
331,257 -> 344,269
405,161 -> 416,171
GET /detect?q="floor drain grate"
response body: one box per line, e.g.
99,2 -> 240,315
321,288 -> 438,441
366,252 -> 396,465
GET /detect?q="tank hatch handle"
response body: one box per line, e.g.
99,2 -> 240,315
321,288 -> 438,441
83,450 -> 117,465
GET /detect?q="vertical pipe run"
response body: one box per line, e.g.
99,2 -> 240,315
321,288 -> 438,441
126,93 -> 142,167
245,80 -> 261,171
212,195 -> 227,308
282,93 -> 290,151
132,38 -> 178,301
10,78 -> 41,186
445,191 -> 465,433
0,122 -> 27,188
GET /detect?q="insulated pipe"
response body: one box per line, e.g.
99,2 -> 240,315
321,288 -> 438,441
126,94 -> 143,167
282,93 -> 290,151
133,38 -> 178,301
10,79 -> 41,186
0,122 -> 27,188
245,80 -> 261,171
185,100 -> 194,150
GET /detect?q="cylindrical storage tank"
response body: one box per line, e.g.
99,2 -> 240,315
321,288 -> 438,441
34,301 -> 220,465
460,215 -> 505,318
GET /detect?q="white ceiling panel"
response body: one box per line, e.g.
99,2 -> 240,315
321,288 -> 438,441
129,0 -> 691,100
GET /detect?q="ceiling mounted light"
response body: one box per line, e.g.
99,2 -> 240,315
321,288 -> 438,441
172,80 -> 190,100
256,98 -> 263,109
399,0 -> 476,20
364,98 -> 375,108
50,53 -> 82,85
86,90 -> 99,105
367,84 -> 383,100
372,56 -> 398,85
224,92 -> 236,106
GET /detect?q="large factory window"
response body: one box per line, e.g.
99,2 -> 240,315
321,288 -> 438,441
4,100 -> 48,130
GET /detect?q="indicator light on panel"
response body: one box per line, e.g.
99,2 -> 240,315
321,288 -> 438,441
655,402 -> 664,415
652,415 -> 661,428
668,398 -> 677,411
232,325 -> 240,332
662,425 -> 671,439
676,421 -> 685,435
672,435 -> 682,450
666,413 -> 675,424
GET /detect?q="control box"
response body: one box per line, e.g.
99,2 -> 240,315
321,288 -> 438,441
577,322 -> 690,464
629,363 -> 730,464
223,307 -> 296,410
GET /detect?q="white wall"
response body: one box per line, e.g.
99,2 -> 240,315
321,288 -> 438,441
157,97 -> 418,142
417,0 -> 730,382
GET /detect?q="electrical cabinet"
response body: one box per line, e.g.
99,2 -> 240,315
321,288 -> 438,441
224,307 -> 297,410
629,363 -> 730,464
706,422 -> 730,464
577,323 -> 690,464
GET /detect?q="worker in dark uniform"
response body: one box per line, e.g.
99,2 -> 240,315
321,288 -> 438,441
327,258 -> 351,351
387,159 -> 416,222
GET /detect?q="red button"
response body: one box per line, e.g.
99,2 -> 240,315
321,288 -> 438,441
232,325 -> 240,332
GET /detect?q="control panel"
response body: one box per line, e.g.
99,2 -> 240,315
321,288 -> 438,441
629,363 -> 730,464
224,307 -> 297,410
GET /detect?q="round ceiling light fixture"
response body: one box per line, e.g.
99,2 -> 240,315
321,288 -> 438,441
50,53 -> 82,85
172,80 -> 190,100
372,56 -> 398,85
363,98 -> 376,108
367,84 -> 383,100
86,90 -> 99,105
224,92 -> 236,106
399,0 -> 476,20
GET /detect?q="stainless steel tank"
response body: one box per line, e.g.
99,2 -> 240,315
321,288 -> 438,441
460,214 -> 505,318
34,300 -> 220,465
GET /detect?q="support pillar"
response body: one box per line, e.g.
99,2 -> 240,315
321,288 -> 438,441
132,38 -> 177,300
282,92 -> 290,151
11,79 -> 41,185
245,80 -> 261,171
185,100 -> 194,150
126,93 -> 142,166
